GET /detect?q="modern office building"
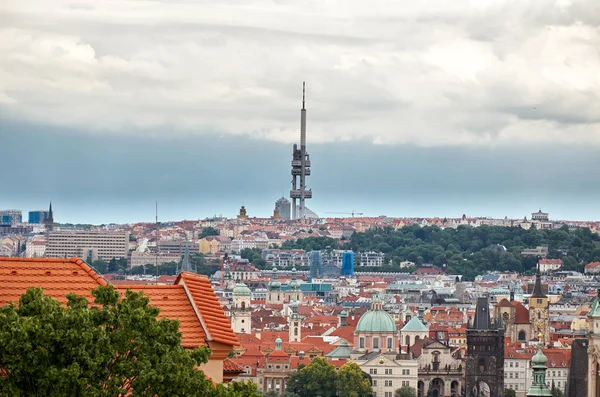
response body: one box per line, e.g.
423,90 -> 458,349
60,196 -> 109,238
46,230 -> 129,261
274,197 -> 291,220
28,210 -> 50,224
341,251 -> 355,276
309,250 -> 323,281
0,210 -> 22,225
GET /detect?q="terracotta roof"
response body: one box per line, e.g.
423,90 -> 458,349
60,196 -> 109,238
0,257 -> 107,306
223,358 -> 245,373
511,301 -> 530,324
176,272 -> 239,346
117,284 -> 207,349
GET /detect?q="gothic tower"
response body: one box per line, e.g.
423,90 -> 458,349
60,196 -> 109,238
231,282 -> 252,334
44,202 -> 54,232
465,297 -> 505,397
529,262 -> 550,344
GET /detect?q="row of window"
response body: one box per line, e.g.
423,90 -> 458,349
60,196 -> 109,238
369,368 -> 411,375
372,380 -> 412,387
359,337 -> 394,350
373,389 -> 409,397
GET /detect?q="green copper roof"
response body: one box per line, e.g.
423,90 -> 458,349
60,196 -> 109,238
233,282 -> 252,295
356,309 -> 397,333
401,315 -> 428,332
326,340 -> 352,358
527,339 -> 553,397
589,291 -> 600,319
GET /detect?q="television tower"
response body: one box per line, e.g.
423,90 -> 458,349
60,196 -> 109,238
290,82 -> 312,220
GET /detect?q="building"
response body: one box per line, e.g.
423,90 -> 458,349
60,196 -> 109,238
465,297 -> 505,397
495,298 -> 532,343
25,239 -> 46,258
521,246 -> 549,258
354,352 -> 418,397
237,206 -> 248,220
585,262 -> 600,274
230,237 -> 268,254
341,251 -> 355,276
0,257 -> 239,383
417,339 -> 463,397
199,236 -> 231,254
230,282 -> 252,334
587,291 -> 600,396
538,259 -> 562,273
526,336 -> 553,397
529,263 -> 550,345
0,209 -> 22,225
46,230 -> 129,261
129,251 -> 181,268
309,250 -> 323,281
531,210 -> 549,222
263,249 -> 308,268
155,239 -> 199,255
358,251 -> 385,267
353,296 -> 398,354
275,197 -> 291,221
290,82 -> 312,220
28,210 -> 50,224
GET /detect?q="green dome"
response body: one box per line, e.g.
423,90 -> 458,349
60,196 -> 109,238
233,282 -> 251,296
355,309 -> 397,333
268,267 -> 281,290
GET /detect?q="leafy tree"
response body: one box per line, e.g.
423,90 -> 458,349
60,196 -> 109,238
263,392 -> 280,397
287,356 -> 337,397
200,227 -> 220,239
504,389 -> 517,397
0,285 -> 259,397
336,362 -> 372,397
395,386 -> 417,397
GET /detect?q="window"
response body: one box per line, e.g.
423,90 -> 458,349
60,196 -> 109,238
518,330 -> 526,341
387,338 -> 393,350
373,338 -> 379,349
370,368 -> 378,375
402,369 -> 410,375
402,381 -> 409,387
360,337 -> 365,349
515,373 -> 518,379
384,380 -> 393,387
510,362 -> 513,367
515,385 -> 519,390
373,380 -> 377,386
537,299 -> 542,304
385,393 -> 393,397
385,369 -> 392,375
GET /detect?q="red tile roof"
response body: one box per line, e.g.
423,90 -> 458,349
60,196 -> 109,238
0,257 -> 107,306
176,272 -> 239,347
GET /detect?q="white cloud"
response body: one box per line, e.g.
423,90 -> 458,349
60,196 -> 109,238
1,0 -> 600,146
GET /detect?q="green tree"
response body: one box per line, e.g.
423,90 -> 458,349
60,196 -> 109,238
504,389 -> 517,397
0,285 -> 259,397
287,356 -> 337,397
395,386 -> 417,397
336,362 -> 372,397
200,227 -> 220,239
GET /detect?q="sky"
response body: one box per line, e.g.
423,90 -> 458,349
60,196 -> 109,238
1,0 -> 600,224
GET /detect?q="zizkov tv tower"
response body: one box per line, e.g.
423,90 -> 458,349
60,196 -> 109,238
290,82 -> 312,220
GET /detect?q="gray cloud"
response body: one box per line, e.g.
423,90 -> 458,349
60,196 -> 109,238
1,0 -> 600,146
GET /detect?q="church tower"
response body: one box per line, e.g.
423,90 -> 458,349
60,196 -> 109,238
529,262 -> 549,344
289,300 -> 301,342
526,332 -> 553,397
465,297 -> 505,397
44,202 -> 54,232
231,282 -> 252,334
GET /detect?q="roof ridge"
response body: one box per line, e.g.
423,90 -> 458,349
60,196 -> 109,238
70,257 -> 109,287
180,281 -> 213,342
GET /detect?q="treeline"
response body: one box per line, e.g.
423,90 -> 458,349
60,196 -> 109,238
91,253 -> 220,277
283,224 -> 600,280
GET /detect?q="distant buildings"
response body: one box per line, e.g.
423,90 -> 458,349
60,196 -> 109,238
309,250 -> 323,281
341,252 -> 354,276
0,209 -> 22,225
45,230 -> 129,261
538,259 -> 562,273
28,210 -> 50,224
275,198 -> 291,221
129,252 -> 181,268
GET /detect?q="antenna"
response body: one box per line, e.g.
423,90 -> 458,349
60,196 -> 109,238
302,81 -> 305,110
155,201 -> 158,284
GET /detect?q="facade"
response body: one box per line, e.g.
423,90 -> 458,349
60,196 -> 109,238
275,197 -> 291,221
341,251 -> 355,276
587,291 -> 600,397
495,298 -> 532,343
354,296 -> 398,354
531,210 -> 549,222
231,237 -> 268,254
155,239 -> 199,255
28,210 -> 50,224
129,251 -> 181,268
263,249 -> 309,268
199,236 -> 231,254
46,230 -> 129,261
0,209 -> 22,225
400,314 -> 429,354
355,352 -> 418,397
538,259 -> 562,273
529,264 -> 550,344
465,297 -> 505,397
417,339 -> 463,397
309,250 -> 323,281
25,239 -> 46,258
358,251 -> 385,267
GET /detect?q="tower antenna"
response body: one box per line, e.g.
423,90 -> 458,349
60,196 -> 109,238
155,201 -> 158,284
302,81 -> 305,110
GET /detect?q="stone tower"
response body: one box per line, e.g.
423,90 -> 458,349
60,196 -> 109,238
527,333 -> 553,397
231,282 -> 252,334
465,296 -> 505,397
529,262 -> 549,344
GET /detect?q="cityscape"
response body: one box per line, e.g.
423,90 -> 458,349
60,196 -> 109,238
2,0 -> 600,396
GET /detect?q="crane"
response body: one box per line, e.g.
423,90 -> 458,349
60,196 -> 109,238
324,211 -> 364,218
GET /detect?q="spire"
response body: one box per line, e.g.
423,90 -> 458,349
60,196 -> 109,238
471,297 -> 491,330
181,237 -> 192,272
531,262 -> 547,298
527,333 -> 553,396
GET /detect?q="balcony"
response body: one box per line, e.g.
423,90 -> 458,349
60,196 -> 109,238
291,168 -> 310,176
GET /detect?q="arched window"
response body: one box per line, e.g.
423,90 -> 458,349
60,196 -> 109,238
373,338 -> 379,349
518,330 -> 526,341
360,337 -> 365,349
405,335 -> 411,347
241,301 -> 246,309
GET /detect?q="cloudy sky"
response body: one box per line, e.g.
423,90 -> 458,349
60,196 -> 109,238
1,0 -> 600,223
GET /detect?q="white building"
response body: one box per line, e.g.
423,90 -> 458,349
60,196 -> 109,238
355,352 -> 418,397
46,230 -> 129,261
25,239 -> 46,258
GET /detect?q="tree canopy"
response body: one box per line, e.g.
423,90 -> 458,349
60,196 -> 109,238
396,386 -> 417,397
286,357 -> 372,397
200,227 -> 220,239
0,285 -> 259,397
283,224 -> 600,279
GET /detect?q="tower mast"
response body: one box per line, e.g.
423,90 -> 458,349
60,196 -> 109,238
290,82 -> 312,220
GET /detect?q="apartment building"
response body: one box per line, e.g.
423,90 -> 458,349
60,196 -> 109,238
130,251 -> 181,268
46,230 -> 129,261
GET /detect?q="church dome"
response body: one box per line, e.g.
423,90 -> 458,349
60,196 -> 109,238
233,282 -> 251,296
355,309 -> 397,333
268,267 -> 281,290
289,267 -> 301,290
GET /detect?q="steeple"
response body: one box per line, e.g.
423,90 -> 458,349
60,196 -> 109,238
526,333 -> 553,396
531,262 -> 547,298
472,297 -> 491,330
45,201 -> 54,232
